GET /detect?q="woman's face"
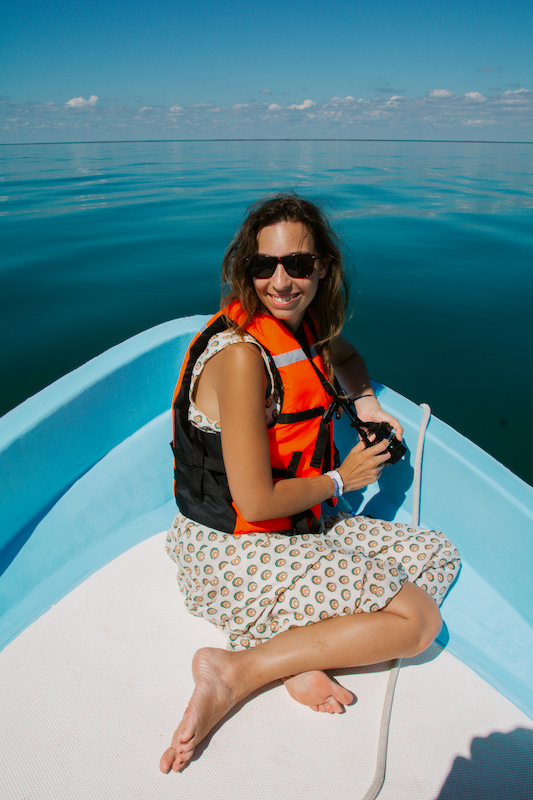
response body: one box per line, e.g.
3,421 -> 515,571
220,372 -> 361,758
253,221 -> 327,332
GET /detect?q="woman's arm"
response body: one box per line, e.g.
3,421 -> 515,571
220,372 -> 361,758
330,335 -> 404,440
204,342 -> 390,522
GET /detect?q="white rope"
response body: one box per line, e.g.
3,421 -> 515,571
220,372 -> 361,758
360,659 -> 400,800
412,403 -> 432,528
361,402 -> 432,800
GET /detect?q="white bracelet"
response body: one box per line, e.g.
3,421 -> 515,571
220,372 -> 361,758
326,470 -> 344,498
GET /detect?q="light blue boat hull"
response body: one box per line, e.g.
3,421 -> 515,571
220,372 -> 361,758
1,316 -> 532,719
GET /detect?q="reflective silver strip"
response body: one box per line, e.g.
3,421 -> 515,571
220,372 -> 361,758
273,348 -> 308,368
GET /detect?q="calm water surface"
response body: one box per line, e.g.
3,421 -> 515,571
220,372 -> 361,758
1,140 -> 532,484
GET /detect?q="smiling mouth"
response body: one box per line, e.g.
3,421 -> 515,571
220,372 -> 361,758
268,293 -> 301,305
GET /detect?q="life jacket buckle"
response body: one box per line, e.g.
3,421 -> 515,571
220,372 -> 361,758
323,401 -> 338,425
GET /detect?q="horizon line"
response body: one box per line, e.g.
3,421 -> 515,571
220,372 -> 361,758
1,137 -> 533,146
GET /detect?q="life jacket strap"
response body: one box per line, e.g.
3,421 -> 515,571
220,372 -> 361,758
171,441 -> 226,474
310,401 -> 338,470
272,451 -> 303,479
191,472 -> 233,500
275,407 -> 324,424
185,450 -> 226,474
291,510 -> 322,535
171,441 -> 232,501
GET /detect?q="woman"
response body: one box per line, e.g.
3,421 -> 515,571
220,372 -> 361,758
161,193 -> 460,773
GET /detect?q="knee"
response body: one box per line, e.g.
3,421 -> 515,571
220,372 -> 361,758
414,604 -> 442,655
389,582 -> 442,657
407,595 -> 442,656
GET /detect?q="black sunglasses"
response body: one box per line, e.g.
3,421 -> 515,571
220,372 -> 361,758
249,253 -> 319,279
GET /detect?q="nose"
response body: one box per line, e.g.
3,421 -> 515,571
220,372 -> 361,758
271,260 -> 292,290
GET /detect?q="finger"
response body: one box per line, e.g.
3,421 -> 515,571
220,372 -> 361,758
390,418 -> 404,440
348,440 -> 367,455
366,437 -> 391,454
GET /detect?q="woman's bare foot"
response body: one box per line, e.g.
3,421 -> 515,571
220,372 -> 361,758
160,647 -> 244,773
282,670 -> 354,713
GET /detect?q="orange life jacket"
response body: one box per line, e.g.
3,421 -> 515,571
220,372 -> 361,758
171,300 -> 338,535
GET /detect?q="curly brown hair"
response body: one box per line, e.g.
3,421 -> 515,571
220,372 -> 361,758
221,193 -> 350,366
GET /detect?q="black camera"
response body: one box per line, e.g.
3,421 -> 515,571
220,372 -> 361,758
341,400 -> 406,465
353,420 -> 407,465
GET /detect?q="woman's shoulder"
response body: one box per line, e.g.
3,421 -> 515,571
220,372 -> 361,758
189,330 -> 266,431
206,334 -> 264,377
192,329 -> 264,387
201,329 -> 263,366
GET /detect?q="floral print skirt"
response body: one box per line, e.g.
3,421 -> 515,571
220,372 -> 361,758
165,511 -> 460,650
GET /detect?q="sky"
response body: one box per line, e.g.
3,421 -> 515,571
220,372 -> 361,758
2,0 -> 532,142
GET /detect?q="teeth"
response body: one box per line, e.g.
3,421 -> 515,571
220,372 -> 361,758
271,294 -> 299,303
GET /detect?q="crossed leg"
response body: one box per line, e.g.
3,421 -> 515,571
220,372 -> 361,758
159,581 -> 441,773
281,670 -> 355,713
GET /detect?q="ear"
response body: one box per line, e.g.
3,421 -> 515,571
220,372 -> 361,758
318,258 -> 329,279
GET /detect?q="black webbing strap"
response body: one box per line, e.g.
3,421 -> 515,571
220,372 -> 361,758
310,411 -> 333,469
171,442 -> 226,473
197,475 -> 233,499
294,316 -> 346,472
291,510 -> 322,535
189,466 -> 233,501
292,512 -> 311,534
272,451 -> 303,480
172,441 -> 232,501
276,407 -> 324,424
294,318 -> 337,401
190,460 -> 203,501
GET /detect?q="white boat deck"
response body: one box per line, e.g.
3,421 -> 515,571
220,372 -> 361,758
1,532 -> 532,800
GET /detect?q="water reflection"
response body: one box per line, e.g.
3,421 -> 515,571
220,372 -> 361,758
1,140 -> 532,483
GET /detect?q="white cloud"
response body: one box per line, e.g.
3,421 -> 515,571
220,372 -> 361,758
260,88 -> 273,94
288,99 -> 315,110
3,86 -> 532,143
497,88 -> 531,104
328,96 -> 355,104
429,89 -> 454,98
464,92 -> 487,102
65,95 -> 98,108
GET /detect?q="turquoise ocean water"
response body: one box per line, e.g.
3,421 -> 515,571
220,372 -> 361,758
1,139 -> 532,484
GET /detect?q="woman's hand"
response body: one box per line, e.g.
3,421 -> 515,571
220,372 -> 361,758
353,395 -> 404,441
337,438 -> 392,492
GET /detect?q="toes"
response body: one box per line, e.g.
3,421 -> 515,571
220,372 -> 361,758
161,738 -> 196,774
171,749 -> 191,773
338,688 -> 355,705
160,747 -> 177,774
317,696 -> 344,714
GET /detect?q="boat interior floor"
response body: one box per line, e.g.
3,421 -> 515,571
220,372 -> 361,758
2,532 -> 532,800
